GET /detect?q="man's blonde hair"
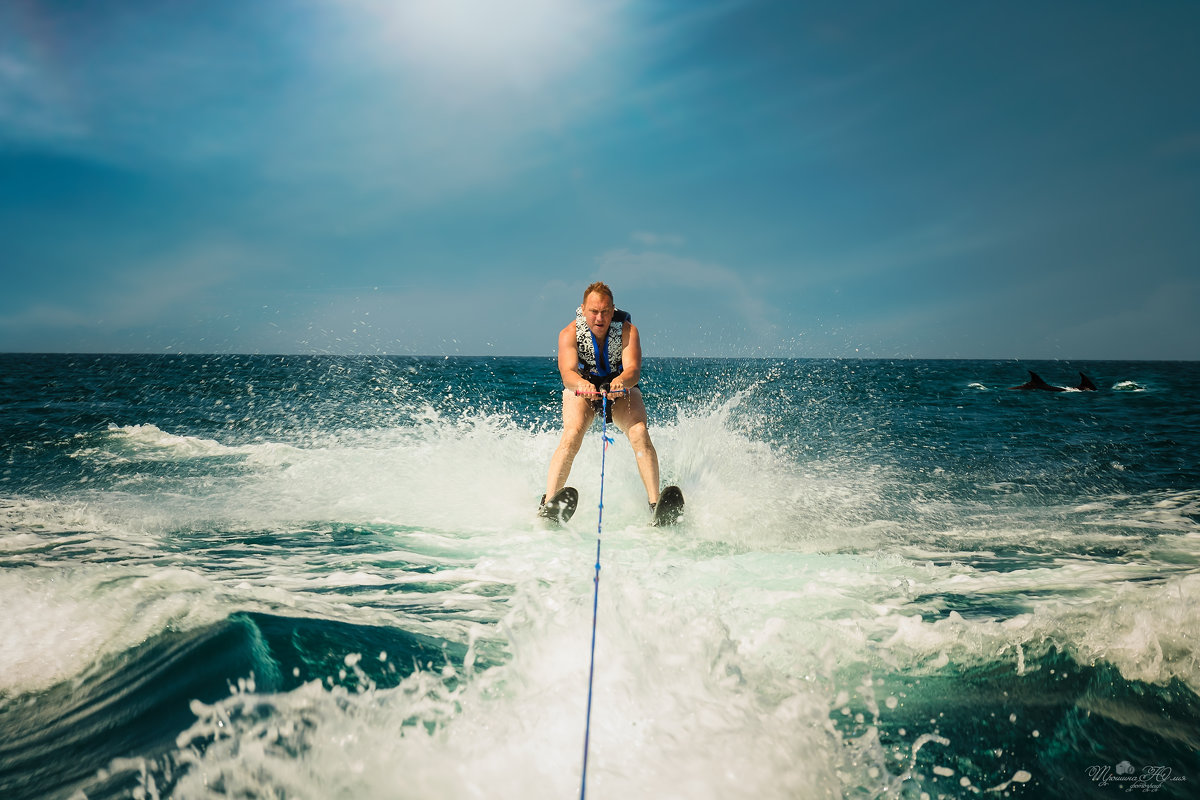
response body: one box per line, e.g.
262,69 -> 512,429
582,281 -> 614,306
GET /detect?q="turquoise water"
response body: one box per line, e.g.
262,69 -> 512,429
1,355 -> 1198,799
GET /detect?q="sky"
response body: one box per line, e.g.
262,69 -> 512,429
1,0 -> 1198,360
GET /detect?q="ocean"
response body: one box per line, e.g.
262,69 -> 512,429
1,354 -> 1197,799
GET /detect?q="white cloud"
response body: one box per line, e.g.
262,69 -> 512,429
631,231 -> 685,247
784,217 -> 1010,293
227,0 -> 639,215
594,247 -> 779,349
1051,279 -> 1200,360
0,304 -> 93,330
0,51 -> 87,145
0,240 -> 260,336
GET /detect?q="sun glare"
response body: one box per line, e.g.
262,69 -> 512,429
354,0 -> 617,92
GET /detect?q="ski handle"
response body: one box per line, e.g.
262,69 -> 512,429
574,388 -> 629,398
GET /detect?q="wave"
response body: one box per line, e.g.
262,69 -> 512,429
74,423 -> 306,466
0,611 -> 463,800
24,543 -> 1194,800
37,391 -> 890,552
5,369 -> 1200,798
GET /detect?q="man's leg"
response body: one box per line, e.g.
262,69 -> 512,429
545,391 -> 596,501
611,388 -> 660,505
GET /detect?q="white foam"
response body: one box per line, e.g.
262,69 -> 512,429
4,396 -> 1199,796
0,566 -> 226,694
150,542 -> 848,799
97,423 -> 243,460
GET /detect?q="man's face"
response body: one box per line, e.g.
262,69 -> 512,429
582,292 -> 615,339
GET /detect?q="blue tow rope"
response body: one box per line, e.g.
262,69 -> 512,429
579,392 -> 612,799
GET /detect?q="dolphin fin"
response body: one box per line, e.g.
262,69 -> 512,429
1008,371 -> 1066,391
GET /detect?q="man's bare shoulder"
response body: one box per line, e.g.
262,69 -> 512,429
557,322 -> 578,352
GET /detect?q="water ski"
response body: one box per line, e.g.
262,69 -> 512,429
537,486 -> 578,526
650,485 -> 685,527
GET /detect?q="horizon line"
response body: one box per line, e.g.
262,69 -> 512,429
1,352 -> 1195,364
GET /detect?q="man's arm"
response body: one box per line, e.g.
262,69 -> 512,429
609,322 -> 642,393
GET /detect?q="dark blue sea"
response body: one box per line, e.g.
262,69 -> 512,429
2,355 -> 1198,799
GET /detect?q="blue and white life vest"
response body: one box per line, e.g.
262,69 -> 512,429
575,306 -> 631,379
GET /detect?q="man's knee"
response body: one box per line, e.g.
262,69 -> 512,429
559,418 -> 592,451
625,421 -> 653,448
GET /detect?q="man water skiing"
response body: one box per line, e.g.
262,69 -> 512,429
540,282 -> 665,521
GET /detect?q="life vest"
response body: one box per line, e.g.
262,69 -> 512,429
575,306 -> 631,378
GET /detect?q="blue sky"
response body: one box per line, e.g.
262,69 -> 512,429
1,0 -> 1197,359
